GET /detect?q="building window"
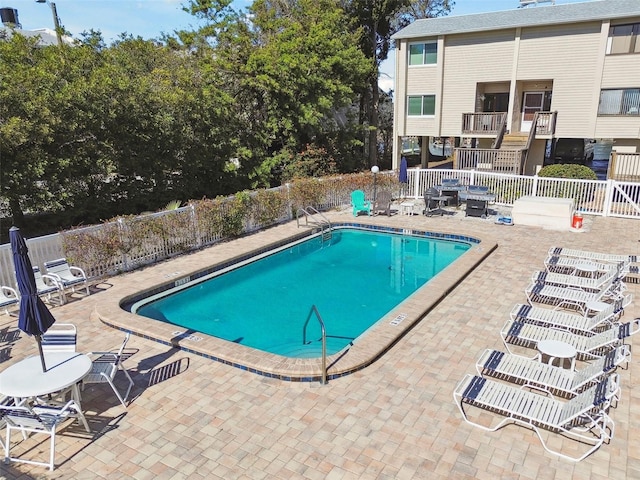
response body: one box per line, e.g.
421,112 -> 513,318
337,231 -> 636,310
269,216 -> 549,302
408,95 -> 436,116
607,23 -> 640,54
409,42 -> 437,65
598,89 -> 640,115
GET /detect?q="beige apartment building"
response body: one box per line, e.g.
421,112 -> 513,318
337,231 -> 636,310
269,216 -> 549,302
391,0 -> 640,175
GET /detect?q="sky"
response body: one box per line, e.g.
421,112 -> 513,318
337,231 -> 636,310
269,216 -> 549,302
6,0 -> 591,90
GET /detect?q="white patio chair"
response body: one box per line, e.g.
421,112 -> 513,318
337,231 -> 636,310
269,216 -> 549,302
475,345 -> 629,398
511,293 -> 632,335
44,258 -> 90,298
31,266 -> 64,305
83,333 -> 134,407
500,318 -> 640,360
0,286 -> 19,316
0,400 -> 82,470
525,274 -> 624,314
41,323 -> 77,353
453,373 -> 618,462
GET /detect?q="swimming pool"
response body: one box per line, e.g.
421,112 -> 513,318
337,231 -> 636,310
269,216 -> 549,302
132,228 -> 470,358
101,221 -> 493,381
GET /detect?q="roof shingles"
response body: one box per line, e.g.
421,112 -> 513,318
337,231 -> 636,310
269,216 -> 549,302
393,0 -> 640,40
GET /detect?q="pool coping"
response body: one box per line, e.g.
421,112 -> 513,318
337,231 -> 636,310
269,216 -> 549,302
93,220 -> 498,382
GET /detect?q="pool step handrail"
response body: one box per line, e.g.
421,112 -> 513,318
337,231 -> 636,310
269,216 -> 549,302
296,206 -> 332,246
302,305 -> 328,385
296,206 -> 332,230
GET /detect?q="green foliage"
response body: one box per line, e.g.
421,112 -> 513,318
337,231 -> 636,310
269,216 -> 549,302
538,164 -> 598,180
218,191 -> 252,238
537,164 -> 598,201
61,223 -> 123,276
281,144 -> 339,181
0,1 -> 397,233
252,189 -> 288,227
58,172 -> 399,275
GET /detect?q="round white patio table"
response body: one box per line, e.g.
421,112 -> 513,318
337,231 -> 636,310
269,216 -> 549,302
586,300 -> 610,315
575,263 -> 598,278
537,339 -> 577,371
0,352 -> 91,432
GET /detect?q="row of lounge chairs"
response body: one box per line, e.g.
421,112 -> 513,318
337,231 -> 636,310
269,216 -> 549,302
454,246 -> 637,461
0,258 -> 89,314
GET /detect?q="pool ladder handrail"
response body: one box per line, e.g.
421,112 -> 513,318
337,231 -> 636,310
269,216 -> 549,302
296,206 -> 331,229
302,304 -> 327,385
296,206 -> 332,246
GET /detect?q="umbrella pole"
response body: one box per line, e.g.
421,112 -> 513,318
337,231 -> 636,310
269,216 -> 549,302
36,335 -> 47,372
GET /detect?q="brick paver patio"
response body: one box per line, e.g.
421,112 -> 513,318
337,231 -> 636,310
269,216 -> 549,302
0,207 -> 639,479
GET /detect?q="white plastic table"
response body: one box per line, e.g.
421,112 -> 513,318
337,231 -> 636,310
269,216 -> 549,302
586,300 -> 610,315
537,339 -> 577,370
575,263 -> 598,278
0,352 -> 91,432
400,201 -> 415,215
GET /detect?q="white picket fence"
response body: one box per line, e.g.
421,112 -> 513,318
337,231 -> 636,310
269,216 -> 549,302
1,168 -> 639,287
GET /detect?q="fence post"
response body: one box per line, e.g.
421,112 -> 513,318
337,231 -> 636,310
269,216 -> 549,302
117,217 -> 129,272
285,183 -> 293,221
531,175 -> 539,197
603,179 -> 614,217
413,169 -> 420,199
190,203 -> 201,249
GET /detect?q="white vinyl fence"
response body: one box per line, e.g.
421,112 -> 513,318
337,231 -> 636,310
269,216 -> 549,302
1,168 -> 639,287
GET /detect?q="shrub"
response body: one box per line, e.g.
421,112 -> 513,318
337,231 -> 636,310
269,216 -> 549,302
538,164 -> 597,180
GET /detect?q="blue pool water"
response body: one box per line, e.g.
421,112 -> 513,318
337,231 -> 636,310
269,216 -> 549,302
133,228 -> 470,357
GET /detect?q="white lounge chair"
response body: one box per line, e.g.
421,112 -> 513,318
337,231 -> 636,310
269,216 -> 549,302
41,323 -> 77,353
453,373 -> 618,462
531,266 -> 622,293
475,345 -> 629,398
44,258 -> 89,298
0,286 -> 19,315
511,294 -> 632,334
500,318 -> 640,360
32,267 -> 64,305
545,256 -> 625,276
547,247 -> 636,266
525,274 -> 624,314
83,333 -> 134,407
0,400 -> 83,470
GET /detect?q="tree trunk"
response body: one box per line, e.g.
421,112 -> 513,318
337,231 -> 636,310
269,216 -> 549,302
369,74 -> 379,168
368,25 -> 379,168
9,197 -> 24,227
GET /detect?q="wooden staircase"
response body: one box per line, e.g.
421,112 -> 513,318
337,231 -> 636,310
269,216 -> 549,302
499,133 -> 529,151
494,133 -> 528,173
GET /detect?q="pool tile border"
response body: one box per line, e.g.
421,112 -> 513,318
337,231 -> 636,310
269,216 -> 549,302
94,221 -> 496,382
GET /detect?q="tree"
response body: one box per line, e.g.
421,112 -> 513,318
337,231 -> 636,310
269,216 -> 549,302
344,0 -> 454,167
183,0 -> 370,185
0,33 -> 108,227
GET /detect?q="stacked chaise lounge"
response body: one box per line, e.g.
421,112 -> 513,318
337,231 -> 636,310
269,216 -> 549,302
453,247 -> 638,462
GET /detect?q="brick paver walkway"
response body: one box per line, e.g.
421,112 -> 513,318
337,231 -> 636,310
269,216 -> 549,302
1,207 -> 639,479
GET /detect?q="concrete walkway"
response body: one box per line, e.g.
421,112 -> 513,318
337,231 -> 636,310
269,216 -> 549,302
0,207 -> 639,479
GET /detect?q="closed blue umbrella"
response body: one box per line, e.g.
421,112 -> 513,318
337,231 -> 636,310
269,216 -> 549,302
399,156 -> 408,184
10,226 -> 56,372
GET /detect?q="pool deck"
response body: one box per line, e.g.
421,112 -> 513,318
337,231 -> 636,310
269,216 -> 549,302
1,206 -> 640,478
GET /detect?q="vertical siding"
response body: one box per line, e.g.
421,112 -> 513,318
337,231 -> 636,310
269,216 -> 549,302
517,22 -> 602,137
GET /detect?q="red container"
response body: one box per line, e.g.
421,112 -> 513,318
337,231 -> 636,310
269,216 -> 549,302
572,213 -> 583,229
